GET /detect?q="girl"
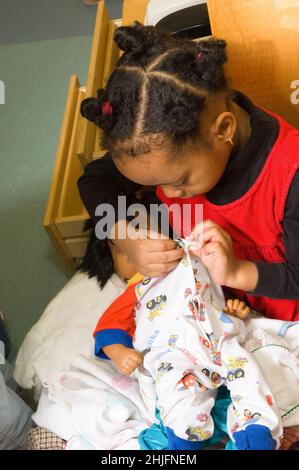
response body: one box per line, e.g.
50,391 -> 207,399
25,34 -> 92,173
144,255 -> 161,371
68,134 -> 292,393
78,22 -> 299,321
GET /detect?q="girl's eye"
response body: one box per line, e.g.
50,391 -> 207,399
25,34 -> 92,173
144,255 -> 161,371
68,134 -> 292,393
176,179 -> 187,187
172,178 -> 185,187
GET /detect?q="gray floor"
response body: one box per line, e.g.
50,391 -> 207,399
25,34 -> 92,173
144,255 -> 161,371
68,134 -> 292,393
0,0 -> 122,361
0,0 -> 122,45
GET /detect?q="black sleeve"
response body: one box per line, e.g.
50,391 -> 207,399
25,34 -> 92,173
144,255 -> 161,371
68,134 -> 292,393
77,153 -> 142,225
251,169 -> 299,299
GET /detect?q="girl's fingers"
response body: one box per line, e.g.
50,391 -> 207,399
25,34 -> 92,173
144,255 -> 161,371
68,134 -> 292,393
226,299 -> 234,312
242,306 -> 251,317
236,301 -> 246,311
146,228 -> 170,240
233,298 -> 240,310
201,226 -> 231,247
141,248 -> 184,268
143,233 -> 177,251
189,246 -> 202,257
188,220 -> 220,239
142,260 -> 181,276
189,220 -> 231,247
200,241 -> 226,258
155,247 -> 185,263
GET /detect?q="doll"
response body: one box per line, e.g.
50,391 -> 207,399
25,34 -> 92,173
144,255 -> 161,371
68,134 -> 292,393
94,242 -> 282,450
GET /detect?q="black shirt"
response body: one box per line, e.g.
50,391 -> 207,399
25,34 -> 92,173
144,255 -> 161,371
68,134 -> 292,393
78,91 -> 299,300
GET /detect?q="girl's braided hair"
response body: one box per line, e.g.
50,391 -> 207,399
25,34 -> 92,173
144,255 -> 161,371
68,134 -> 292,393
81,22 -> 228,158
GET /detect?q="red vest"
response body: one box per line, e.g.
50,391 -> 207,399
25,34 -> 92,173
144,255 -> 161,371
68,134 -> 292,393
157,112 -> 299,321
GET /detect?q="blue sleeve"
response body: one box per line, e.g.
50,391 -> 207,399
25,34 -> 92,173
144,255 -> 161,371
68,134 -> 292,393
94,329 -> 133,359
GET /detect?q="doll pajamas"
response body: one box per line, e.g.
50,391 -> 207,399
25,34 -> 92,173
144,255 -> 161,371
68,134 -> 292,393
94,245 -> 283,450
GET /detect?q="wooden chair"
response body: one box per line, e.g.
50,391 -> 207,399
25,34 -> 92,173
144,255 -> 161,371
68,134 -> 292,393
43,75 -> 85,270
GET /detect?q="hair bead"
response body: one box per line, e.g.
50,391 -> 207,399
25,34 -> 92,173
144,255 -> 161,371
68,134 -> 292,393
102,101 -> 112,116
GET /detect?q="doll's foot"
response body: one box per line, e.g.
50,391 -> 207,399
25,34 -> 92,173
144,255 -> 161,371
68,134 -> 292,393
233,424 -> 277,450
166,427 -> 206,451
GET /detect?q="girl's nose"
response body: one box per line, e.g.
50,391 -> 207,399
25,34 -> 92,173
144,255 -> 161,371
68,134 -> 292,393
162,186 -> 185,198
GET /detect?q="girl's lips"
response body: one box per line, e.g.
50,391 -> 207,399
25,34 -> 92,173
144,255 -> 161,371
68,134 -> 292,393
180,193 -> 194,199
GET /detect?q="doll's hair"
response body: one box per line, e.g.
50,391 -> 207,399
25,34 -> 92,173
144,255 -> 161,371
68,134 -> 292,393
77,218 -> 114,289
80,22 -> 228,158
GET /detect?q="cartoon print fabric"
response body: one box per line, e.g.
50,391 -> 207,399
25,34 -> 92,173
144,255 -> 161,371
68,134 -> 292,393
133,242 -> 283,449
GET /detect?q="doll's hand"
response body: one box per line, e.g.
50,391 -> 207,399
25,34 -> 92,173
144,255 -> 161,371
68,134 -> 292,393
103,344 -> 144,375
224,298 -> 251,320
188,220 -> 258,291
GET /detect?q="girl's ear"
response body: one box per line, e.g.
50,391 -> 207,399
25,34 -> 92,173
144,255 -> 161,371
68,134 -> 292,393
213,112 -> 237,143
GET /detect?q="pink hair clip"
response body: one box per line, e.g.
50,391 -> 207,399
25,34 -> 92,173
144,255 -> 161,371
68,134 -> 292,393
102,101 -> 112,116
196,52 -> 204,61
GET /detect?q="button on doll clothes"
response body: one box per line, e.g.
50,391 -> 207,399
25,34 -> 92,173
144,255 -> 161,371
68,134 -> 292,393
94,250 -> 282,450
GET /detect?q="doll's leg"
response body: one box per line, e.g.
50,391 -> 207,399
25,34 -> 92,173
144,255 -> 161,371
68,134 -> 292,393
146,349 -> 216,450
222,337 -> 282,450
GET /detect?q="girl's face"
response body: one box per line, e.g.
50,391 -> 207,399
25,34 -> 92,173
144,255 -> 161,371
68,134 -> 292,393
114,139 -> 231,199
114,94 -> 241,198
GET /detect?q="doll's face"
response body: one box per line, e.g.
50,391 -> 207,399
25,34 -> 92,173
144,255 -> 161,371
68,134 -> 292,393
109,241 -> 137,281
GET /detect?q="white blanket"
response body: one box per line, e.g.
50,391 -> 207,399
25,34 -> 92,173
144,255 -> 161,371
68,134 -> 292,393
244,317 -> 299,427
14,273 -> 126,398
32,355 -> 154,450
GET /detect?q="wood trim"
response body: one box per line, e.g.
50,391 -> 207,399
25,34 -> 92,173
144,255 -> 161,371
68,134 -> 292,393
57,88 -> 86,218
55,214 -> 89,238
65,236 -> 90,258
77,1 -> 110,162
122,0 -> 148,25
43,75 -> 79,229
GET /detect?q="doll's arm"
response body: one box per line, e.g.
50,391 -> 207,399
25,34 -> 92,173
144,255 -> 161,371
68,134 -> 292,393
224,298 -> 251,320
94,281 -> 139,359
103,344 -> 143,375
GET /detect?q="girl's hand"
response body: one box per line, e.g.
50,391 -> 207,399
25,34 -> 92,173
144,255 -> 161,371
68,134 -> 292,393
188,220 -> 239,286
188,220 -> 258,291
224,298 -> 251,320
103,344 -> 144,375
112,221 -> 184,278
